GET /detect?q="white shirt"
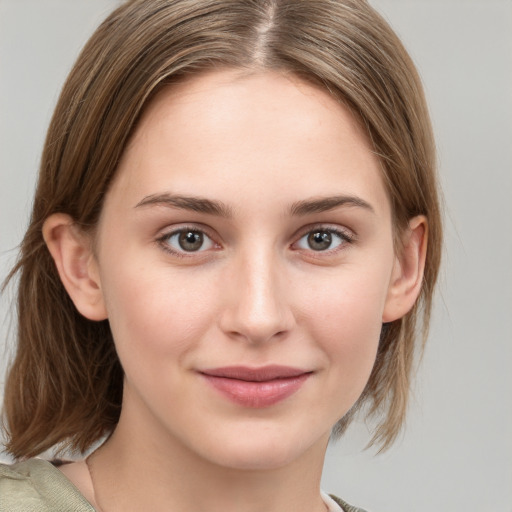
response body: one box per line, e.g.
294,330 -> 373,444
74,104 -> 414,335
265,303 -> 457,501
321,490 -> 344,511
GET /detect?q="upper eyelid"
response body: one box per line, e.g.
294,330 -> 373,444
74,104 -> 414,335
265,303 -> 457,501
292,223 -> 355,240
158,223 -> 218,240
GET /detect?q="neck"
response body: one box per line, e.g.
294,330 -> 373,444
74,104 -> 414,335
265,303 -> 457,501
88,402 -> 330,512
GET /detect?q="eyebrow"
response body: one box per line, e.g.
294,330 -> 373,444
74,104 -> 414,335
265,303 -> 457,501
289,195 -> 375,216
135,192 -> 374,218
135,193 -> 233,218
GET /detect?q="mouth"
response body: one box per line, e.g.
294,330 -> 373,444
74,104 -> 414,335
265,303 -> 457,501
199,365 -> 313,408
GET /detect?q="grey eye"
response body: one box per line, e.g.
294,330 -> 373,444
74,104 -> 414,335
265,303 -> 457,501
307,231 -> 333,251
178,231 -> 204,251
296,229 -> 345,252
164,230 -> 215,253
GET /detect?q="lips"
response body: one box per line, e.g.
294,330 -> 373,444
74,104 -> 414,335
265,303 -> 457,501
199,365 -> 312,408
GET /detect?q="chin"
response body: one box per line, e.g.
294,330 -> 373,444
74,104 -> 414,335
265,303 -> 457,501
208,447 -> 302,472
191,422 -> 331,472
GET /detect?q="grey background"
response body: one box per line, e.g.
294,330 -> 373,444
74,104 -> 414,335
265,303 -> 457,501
1,1 -> 511,510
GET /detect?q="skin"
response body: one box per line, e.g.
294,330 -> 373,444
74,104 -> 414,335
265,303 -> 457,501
45,69 -> 426,512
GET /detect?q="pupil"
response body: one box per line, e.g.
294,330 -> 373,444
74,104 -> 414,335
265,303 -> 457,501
179,231 -> 203,251
308,231 -> 331,251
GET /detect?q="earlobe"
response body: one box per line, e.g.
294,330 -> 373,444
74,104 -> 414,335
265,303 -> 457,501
382,215 -> 428,323
42,213 -> 108,321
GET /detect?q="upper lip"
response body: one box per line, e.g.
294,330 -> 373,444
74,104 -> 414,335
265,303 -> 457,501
199,365 -> 311,382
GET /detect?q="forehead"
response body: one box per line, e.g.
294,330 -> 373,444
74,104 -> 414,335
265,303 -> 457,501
106,69 -> 390,218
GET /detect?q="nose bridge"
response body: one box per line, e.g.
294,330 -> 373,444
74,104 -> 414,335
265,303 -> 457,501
220,244 -> 293,343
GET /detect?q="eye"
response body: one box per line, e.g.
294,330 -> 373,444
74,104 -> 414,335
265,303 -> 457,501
160,228 -> 216,254
295,228 -> 351,252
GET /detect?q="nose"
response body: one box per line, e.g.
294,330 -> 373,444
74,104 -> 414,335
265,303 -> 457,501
218,248 -> 295,344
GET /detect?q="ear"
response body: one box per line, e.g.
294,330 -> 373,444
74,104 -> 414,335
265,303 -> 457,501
43,213 -> 108,321
382,215 -> 428,323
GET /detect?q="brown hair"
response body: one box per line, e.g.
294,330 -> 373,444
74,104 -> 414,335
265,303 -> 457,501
2,0 -> 442,458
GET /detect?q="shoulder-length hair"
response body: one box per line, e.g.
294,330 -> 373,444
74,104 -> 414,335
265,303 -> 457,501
2,0 -> 442,458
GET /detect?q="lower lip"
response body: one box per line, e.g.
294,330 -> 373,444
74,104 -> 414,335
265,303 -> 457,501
201,373 -> 311,408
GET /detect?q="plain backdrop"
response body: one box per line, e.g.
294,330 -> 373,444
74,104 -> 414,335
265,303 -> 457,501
1,1 -> 511,511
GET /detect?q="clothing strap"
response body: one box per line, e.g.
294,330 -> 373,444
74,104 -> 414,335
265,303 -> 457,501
329,494 -> 369,512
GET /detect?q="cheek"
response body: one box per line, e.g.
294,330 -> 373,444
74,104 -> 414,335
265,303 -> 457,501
303,262 -> 390,340
99,259 -> 220,361
299,263 -> 391,396
313,290 -> 382,372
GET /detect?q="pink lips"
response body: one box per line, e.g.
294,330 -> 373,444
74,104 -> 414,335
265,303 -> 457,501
199,366 -> 311,408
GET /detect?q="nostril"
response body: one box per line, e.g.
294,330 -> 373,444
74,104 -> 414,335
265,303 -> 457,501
220,311 -> 294,344
217,259 -> 295,343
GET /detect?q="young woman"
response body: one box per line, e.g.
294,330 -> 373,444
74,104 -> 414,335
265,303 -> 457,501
0,1 -> 442,511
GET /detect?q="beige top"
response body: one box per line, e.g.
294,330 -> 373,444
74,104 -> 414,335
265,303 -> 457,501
0,458 -> 366,512
0,459 -> 94,512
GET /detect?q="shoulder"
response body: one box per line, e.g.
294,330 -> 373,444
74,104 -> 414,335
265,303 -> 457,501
0,458 -> 94,512
328,493 -> 370,512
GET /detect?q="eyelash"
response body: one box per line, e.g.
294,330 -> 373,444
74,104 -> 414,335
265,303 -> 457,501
156,224 -> 355,258
156,225 -> 218,258
292,225 -> 355,254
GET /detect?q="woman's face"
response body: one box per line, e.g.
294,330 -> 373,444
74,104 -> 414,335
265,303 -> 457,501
91,70 -> 400,470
